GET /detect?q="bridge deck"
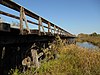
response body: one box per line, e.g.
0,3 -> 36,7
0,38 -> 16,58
0,23 -> 74,45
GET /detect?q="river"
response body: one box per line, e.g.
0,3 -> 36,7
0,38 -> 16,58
76,42 -> 99,49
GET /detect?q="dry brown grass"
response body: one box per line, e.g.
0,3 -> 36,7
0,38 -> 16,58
11,36 -> 100,75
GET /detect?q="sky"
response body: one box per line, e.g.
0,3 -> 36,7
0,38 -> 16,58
0,0 -> 100,35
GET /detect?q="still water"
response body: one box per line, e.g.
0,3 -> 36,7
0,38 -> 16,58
76,42 -> 99,49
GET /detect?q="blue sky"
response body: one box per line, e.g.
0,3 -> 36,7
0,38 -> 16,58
0,0 -> 100,35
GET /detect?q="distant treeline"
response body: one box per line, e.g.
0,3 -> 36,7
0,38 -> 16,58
78,32 -> 100,37
88,32 -> 100,36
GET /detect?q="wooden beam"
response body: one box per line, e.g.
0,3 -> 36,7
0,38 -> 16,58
0,10 -> 49,31
0,10 -> 39,26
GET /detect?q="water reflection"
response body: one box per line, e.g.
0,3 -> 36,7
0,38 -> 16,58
76,42 -> 99,49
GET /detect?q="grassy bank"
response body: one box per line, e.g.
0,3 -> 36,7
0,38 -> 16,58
76,33 -> 100,47
10,36 -> 100,75
37,45 -> 100,75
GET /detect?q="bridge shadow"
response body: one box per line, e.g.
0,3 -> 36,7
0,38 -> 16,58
0,37 -> 75,75
0,42 -> 48,75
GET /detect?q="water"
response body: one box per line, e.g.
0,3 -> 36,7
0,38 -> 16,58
76,42 -> 99,49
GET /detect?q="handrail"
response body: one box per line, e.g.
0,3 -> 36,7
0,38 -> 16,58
0,0 -> 73,36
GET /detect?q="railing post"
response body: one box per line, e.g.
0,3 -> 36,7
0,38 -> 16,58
54,25 -> 56,34
58,28 -> 60,35
56,28 -> 58,35
22,8 -> 31,34
40,17 -> 46,35
20,6 -> 31,34
48,22 -> 51,33
61,30 -> 63,35
38,17 -> 41,35
20,6 -> 23,35
62,31 -> 64,35
59,30 -> 61,35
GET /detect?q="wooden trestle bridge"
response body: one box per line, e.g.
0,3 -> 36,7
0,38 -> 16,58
0,0 -> 75,75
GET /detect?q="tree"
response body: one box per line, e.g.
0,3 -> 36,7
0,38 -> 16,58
90,32 -> 97,36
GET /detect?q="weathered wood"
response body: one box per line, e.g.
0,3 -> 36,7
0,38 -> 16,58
48,22 -> 51,33
19,7 -> 31,34
38,17 -> 41,35
0,10 -> 50,32
59,30 -> 61,35
22,8 -> 31,34
31,49 -> 40,68
0,0 -> 74,37
22,56 -> 31,68
0,10 -> 39,26
54,25 -> 56,34
58,28 -> 60,34
20,7 -> 23,34
1,47 -> 5,59
61,31 -> 63,35
40,17 -> 46,35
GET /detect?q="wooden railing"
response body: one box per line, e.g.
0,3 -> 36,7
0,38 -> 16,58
0,0 -> 73,36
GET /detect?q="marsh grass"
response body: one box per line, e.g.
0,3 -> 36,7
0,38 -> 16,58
37,44 -> 100,75
10,36 -> 100,75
